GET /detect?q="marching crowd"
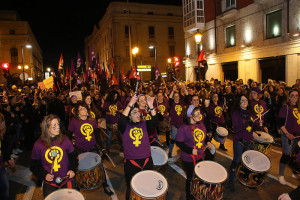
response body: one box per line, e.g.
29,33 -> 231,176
0,77 -> 299,200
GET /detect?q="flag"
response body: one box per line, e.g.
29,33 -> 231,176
197,49 -> 206,62
101,62 -> 106,80
111,74 -> 119,85
58,53 -> 63,71
70,60 -> 75,77
77,52 -> 83,68
155,64 -> 161,80
122,69 -> 126,80
90,45 -> 95,68
111,58 -> 114,74
85,68 -> 90,83
129,67 -> 137,79
65,66 -> 69,79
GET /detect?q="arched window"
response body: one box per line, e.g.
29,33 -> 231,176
10,48 -> 18,64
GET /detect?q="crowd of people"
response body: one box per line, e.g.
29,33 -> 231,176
0,77 -> 299,200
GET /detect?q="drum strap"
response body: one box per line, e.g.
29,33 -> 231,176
125,158 -> 149,169
149,136 -> 156,144
190,147 -> 204,166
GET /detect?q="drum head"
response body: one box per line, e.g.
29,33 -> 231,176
194,161 -> 227,184
151,146 -> 168,166
131,170 -> 168,198
254,131 -> 274,143
242,150 -> 271,172
78,152 -> 101,171
45,189 -> 84,200
216,127 -> 228,137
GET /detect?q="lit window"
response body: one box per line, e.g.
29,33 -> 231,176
226,25 -> 236,47
226,0 -> 236,10
266,10 -> 282,39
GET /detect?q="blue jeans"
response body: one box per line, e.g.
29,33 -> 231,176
168,126 -> 178,155
0,167 -> 9,200
106,125 -> 122,151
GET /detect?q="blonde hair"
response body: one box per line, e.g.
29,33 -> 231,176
40,114 -> 64,148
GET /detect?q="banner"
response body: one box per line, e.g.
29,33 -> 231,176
69,91 -> 82,101
43,76 -> 54,89
38,82 -> 46,90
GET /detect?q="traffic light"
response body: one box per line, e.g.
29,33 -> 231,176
2,63 -> 9,71
174,57 -> 180,67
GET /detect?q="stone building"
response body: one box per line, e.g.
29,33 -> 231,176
0,10 -> 43,84
183,0 -> 300,86
85,2 -> 185,81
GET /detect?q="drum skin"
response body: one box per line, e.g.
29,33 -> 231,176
76,153 -> 104,190
45,189 -> 85,200
151,146 -> 168,172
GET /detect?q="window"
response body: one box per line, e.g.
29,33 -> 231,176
226,25 -> 236,47
150,48 -> 155,57
125,26 -> 129,38
10,48 -> 18,64
226,0 -> 236,9
148,12 -> 154,15
169,46 -> 175,57
266,10 -> 282,39
168,27 -> 174,39
125,46 -> 129,57
149,26 -> 155,39
167,13 -> 173,16
9,30 -> 15,35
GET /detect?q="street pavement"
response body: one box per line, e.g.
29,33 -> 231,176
6,134 -> 300,200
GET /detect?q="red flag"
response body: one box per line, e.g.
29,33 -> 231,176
111,74 -> 119,85
111,58 -> 114,74
58,53 -> 63,71
66,67 -> 69,79
106,69 -> 109,80
122,69 -> 126,80
197,49 -> 206,62
129,67 -> 137,79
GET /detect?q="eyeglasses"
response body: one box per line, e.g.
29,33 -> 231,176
51,123 -> 60,129
290,94 -> 298,98
131,111 -> 140,115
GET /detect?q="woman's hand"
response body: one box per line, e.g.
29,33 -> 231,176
278,193 -> 291,200
263,126 -> 268,133
45,173 -> 54,182
192,149 -> 198,155
67,170 -> 75,179
207,142 -> 212,150
286,133 -> 295,140
129,95 -> 138,107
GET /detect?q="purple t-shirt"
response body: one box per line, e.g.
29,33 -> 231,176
232,109 -> 259,142
170,100 -> 185,126
250,99 -> 267,124
155,101 -> 170,120
68,118 -> 97,151
103,101 -> 122,124
207,103 -> 225,124
176,123 -> 207,162
278,104 -> 300,136
31,137 -> 74,184
121,121 -> 151,160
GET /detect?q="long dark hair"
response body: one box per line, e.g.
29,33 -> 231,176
232,95 -> 249,113
40,114 -> 64,148
75,102 -> 93,120
106,90 -> 120,104
287,89 -> 300,111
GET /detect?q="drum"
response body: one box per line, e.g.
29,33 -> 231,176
216,127 -> 228,139
45,189 -> 85,200
151,146 -> 168,171
191,161 -> 227,200
130,170 -> 168,200
236,150 -> 271,188
76,152 -> 104,190
253,131 -> 274,156
289,140 -> 300,174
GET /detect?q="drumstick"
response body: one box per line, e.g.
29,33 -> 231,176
105,153 -> 116,167
252,109 -> 270,123
135,81 -> 139,95
50,151 -> 58,175
55,175 -> 70,184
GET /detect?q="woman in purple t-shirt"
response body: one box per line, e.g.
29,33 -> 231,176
30,114 -> 77,198
278,89 -> 300,185
176,105 -> 213,200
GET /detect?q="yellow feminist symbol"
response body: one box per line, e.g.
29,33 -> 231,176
129,127 -> 144,147
214,106 -> 223,117
109,105 -> 117,116
246,117 -> 253,132
45,146 -> 63,172
254,104 -> 264,117
175,105 -> 182,116
292,108 -> 300,124
71,107 -> 75,114
90,111 -> 95,118
194,128 -> 205,148
158,105 -> 166,115
80,123 -> 93,141
145,114 -> 152,121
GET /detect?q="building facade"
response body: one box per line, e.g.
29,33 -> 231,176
0,11 -> 43,84
85,2 -> 185,81
183,0 -> 300,86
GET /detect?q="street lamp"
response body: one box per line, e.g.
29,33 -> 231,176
21,44 -> 32,84
132,47 -> 139,67
149,46 -> 157,80
195,31 -> 202,81
47,67 -> 51,72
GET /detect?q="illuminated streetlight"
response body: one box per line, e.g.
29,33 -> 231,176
25,65 -> 29,69
47,67 -> 51,72
18,65 -> 21,69
132,47 -> 139,67
195,30 -> 202,81
21,44 -> 32,83
167,58 -> 172,63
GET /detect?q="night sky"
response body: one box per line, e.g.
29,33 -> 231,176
2,0 -> 182,68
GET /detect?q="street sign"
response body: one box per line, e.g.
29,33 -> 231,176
20,73 -> 28,80
137,65 -> 151,69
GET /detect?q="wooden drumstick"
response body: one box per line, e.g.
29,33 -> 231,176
50,151 -> 58,175
105,153 -> 116,168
